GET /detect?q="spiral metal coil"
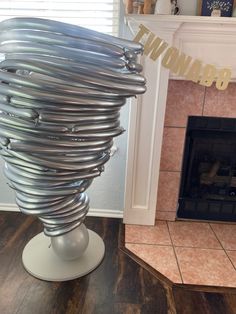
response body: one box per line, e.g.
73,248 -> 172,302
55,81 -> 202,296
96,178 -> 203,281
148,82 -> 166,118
0,18 -> 146,237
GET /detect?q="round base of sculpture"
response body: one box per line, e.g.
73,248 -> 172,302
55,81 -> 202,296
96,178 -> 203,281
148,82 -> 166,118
22,230 -> 105,281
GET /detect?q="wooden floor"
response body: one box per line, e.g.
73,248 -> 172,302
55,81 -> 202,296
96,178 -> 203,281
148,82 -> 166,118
0,212 -> 236,314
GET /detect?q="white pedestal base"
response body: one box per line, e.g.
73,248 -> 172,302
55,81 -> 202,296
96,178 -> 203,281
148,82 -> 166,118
22,230 -> 105,281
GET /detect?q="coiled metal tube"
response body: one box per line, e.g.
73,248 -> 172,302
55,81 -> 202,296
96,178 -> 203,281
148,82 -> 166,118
0,17 -> 146,237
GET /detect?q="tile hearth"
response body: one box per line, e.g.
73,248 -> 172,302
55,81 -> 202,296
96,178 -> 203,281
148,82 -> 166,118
125,221 -> 236,288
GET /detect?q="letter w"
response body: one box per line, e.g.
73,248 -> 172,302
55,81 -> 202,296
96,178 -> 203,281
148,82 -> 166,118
143,33 -> 168,61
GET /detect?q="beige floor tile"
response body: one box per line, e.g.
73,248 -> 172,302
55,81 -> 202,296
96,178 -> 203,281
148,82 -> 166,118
125,221 -> 171,246
126,243 -> 182,283
175,247 -> 236,287
168,221 -> 221,249
226,251 -> 236,269
210,223 -> 236,250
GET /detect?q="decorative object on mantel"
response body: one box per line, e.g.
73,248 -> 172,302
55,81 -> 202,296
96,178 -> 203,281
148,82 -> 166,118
171,0 -> 180,15
233,1 -> 236,16
134,24 -> 232,90
125,0 -> 156,14
125,0 -> 180,15
143,0 -> 153,13
198,0 -> 234,16
0,17 -> 146,281
154,0 -> 171,14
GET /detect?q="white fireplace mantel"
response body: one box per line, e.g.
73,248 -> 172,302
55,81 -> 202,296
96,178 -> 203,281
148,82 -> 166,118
123,15 -> 236,225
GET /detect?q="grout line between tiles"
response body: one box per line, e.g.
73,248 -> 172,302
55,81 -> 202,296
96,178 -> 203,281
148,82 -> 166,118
125,241 -> 172,247
125,241 -> 226,251
159,170 -> 181,173
166,221 -> 184,284
209,223 -> 236,272
201,86 -> 206,116
209,223 -> 225,250
210,221 -> 236,227
163,126 -> 186,129
176,219 -> 236,226
225,252 -> 236,272
173,246 -> 223,251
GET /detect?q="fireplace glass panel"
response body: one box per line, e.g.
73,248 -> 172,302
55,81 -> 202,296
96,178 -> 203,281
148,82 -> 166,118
178,116 -> 236,222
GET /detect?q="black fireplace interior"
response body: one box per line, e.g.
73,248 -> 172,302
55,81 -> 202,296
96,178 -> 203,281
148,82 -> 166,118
178,116 -> 236,222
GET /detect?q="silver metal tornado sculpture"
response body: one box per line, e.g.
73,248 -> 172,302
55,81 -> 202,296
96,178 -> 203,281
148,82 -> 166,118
0,18 -> 146,237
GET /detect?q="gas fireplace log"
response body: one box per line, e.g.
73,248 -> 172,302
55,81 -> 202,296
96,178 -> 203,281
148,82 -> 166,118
200,175 -> 231,186
230,177 -> 236,187
200,160 -> 236,187
208,161 -> 221,178
200,161 -> 221,185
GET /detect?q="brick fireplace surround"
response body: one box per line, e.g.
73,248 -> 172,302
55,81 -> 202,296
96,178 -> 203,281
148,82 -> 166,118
123,15 -> 236,289
156,80 -> 236,221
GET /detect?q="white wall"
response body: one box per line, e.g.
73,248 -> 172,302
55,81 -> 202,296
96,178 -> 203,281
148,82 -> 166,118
0,159 -> 15,203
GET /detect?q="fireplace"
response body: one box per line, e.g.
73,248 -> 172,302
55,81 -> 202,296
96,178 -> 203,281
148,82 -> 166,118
124,15 -> 236,226
178,116 -> 236,222
154,80 -> 236,223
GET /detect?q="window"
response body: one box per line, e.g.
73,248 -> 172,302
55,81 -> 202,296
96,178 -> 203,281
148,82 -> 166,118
0,0 -> 120,35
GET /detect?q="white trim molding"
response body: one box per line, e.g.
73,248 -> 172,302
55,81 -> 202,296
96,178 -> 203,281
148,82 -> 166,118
0,203 -> 123,219
124,15 -> 179,225
87,208 -> 123,218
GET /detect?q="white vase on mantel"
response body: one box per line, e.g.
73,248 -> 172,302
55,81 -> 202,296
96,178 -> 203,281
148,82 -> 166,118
154,0 -> 171,14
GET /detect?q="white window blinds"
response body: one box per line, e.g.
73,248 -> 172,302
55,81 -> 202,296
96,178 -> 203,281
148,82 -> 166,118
0,0 -> 120,35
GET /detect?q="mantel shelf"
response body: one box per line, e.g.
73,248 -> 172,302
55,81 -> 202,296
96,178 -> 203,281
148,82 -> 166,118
125,14 -> 236,38
125,14 -> 236,25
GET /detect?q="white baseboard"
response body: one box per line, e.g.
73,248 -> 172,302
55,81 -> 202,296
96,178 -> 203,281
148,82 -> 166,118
0,203 -> 123,219
0,204 -> 18,212
87,208 -> 123,218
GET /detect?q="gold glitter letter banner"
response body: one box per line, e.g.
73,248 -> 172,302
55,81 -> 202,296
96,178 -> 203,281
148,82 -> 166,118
134,24 -> 232,91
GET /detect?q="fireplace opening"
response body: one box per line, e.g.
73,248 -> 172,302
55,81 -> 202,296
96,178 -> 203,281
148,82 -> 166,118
177,116 -> 236,222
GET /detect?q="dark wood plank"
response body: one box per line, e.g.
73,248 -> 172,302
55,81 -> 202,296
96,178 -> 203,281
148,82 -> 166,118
172,286 -> 236,314
0,212 -> 168,314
